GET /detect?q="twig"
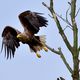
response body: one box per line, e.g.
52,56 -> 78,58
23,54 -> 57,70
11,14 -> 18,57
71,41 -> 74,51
45,44 -> 60,55
75,8 -> 80,17
63,25 -> 73,31
55,13 -> 72,27
57,78 -> 65,80
48,11 -> 72,27
66,7 -> 70,22
48,14 -> 53,18
68,2 -> 71,6
42,2 -> 50,10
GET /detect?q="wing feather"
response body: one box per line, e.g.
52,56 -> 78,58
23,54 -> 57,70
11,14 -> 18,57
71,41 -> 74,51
1,26 -> 20,59
19,10 -> 48,34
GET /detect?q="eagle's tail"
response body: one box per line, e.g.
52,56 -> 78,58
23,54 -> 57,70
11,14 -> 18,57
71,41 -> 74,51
34,35 -> 48,52
39,35 -> 48,52
28,35 -> 48,58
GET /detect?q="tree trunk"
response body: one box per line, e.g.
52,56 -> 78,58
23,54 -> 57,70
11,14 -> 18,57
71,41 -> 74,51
72,54 -> 79,80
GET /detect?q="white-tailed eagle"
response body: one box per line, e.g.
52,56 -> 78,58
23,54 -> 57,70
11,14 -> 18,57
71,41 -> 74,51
1,10 -> 48,59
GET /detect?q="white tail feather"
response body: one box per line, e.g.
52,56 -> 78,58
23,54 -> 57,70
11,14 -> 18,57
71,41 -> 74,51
39,35 -> 46,45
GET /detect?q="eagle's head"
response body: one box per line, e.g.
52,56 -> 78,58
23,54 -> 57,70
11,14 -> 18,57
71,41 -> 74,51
17,33 -> 29,43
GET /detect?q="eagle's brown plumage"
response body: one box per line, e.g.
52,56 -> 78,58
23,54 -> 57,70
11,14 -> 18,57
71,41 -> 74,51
1,26 -> 20,59
1,10 -> 48,59
19,10 -> 48,34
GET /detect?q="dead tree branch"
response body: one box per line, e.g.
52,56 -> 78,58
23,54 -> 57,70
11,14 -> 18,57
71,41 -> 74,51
46,45 -> 73,74
42,1 -> 73,55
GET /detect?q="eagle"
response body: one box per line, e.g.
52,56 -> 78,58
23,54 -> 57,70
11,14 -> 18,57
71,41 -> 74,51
1,10 -> 48,59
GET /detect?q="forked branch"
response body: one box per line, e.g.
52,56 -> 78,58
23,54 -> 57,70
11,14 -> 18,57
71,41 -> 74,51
46,45 -> 73,74
42,1 -> 73,54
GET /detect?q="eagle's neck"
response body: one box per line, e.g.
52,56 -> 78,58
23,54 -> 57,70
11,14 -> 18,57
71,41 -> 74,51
17,32 -> 33,43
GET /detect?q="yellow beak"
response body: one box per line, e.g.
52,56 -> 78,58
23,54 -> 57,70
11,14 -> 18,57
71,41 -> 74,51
17,34 -> 21,38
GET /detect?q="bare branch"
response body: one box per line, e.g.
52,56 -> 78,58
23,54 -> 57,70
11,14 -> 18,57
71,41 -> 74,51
68,2 -> 71,6
46,45 -> 73,74
50,0 -> 53,11
75,8 -> 80,17
63,25 -> 73,31
66,7 -> 70,22
42,1 -> 73,54
58,48 -> 73,74
71,0 -> 77,22
48,14 -> 53,18
42,2 -> 50,10
60,77 -> 65,80
47,5 -> 72,29
57,77 -> 65,80
45,44 -> 60,55
55,13 -> 72,27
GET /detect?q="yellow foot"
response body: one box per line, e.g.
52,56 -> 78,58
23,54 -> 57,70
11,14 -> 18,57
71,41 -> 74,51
36,52 -> 41,58
43,47 -> 48,52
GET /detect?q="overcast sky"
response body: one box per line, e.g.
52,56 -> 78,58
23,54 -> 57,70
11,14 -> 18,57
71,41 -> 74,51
0,0 -> 80,80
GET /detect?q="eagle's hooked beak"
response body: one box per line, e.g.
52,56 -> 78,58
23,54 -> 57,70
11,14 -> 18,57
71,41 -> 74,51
17,34 -> 21,39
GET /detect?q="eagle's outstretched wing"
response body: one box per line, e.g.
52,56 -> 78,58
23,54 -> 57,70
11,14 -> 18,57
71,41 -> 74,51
19,10 -> 48,34
1,26 -> 20,59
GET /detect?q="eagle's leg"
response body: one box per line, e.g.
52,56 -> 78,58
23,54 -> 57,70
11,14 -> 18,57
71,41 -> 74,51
39,35 -> 48,52
33,35 -> 48,52
28,35 -> 48,58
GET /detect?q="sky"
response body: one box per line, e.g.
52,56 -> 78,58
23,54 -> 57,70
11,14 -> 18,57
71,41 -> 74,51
0,0 -> 80,80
